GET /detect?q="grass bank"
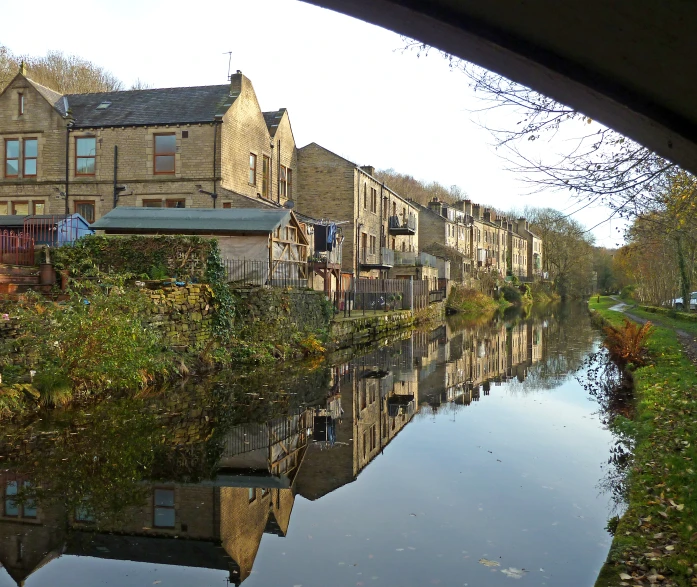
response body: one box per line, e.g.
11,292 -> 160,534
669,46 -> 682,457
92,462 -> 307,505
589,296 -> 697,586
446,285 -> 509,316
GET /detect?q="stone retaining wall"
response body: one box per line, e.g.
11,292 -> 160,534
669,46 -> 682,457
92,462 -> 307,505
146,284 -> 214,349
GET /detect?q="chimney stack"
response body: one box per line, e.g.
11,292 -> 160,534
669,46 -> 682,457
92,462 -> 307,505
360,165 -> 375,177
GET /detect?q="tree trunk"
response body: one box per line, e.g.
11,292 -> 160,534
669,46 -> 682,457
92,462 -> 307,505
676,235 -> 691,310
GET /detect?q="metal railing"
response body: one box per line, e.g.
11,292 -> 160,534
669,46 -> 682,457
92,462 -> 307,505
23,215 -> 87,247
0,231 -> 34,266
393,251 -> 437,268
429,289 -> 446,303
224,259 -> 309,288
359,247 -> 394,267
332,277 -> 431,316
388,214 -> 417,232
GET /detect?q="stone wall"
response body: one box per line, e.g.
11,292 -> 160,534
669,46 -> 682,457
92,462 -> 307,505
234,287 -> 330,335
146,284 -> 214,349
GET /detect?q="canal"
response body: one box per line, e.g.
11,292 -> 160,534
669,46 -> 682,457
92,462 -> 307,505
0,303 -> 618,586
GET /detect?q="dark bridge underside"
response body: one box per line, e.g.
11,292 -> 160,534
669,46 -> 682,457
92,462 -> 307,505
303,0 -> 697,175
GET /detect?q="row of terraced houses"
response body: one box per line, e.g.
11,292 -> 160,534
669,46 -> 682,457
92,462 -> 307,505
0,64 -> 542,291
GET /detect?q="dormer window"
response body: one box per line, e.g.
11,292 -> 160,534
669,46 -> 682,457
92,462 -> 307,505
95,101 -> 111,110
18,94 -> 24,116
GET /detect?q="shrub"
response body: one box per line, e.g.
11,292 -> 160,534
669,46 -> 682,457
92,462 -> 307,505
603,318 -> 653,366
13,283 -> 175,397
501,284 -> 523,304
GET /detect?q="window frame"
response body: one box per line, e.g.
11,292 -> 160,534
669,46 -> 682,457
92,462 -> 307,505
165,199 -> 185,208
74,200 -> 96,223
32,201 -> 45,215
279,165 -> 288,198
12,201 -> 29,216
152,487 -> 176,529
5,139 -> 19,178
3,481 -> 19,518
75,136 -> 97,177
287,168 -> 292,199
23,138 -> 38,177
153,133 -> 176,175
370,187 -> 377,213
262,155 -> 271,198
249,153 -> 257,186
142,199 -> 163,208
18,94 -> 24,116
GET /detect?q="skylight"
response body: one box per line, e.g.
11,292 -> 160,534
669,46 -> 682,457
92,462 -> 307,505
96,101 -> 112,110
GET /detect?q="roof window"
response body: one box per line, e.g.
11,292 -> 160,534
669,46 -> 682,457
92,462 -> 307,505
96,101 -> 112,110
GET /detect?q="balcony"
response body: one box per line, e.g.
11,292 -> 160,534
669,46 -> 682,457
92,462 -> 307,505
388,214 -> 417,235
393,251 -> 437,268
359,247 -> 394,270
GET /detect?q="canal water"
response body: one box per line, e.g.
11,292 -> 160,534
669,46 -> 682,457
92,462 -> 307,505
0,303 -> 617,587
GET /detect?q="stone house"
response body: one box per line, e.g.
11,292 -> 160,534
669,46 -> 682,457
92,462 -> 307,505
296,143 -> 419,278
413,197 -> 472,264
507,224 -> 529,279
0,64 -> 296,223
513,218 -> 543,280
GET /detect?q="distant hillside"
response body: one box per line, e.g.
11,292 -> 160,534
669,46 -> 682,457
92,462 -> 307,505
375,168 -> 468,207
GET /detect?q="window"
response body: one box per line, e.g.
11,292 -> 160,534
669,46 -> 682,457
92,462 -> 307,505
261,488 -> 270,498
33,201 -> 44,215
222,202 -> 232,209
142,199 -> 163,208
76,137 -> 96,176
370,187 -> 377,213
279,165 -> 288,198
262,155 -> 270,198
361,232 -> 367,255
5,139 -> 19,177
165,199 -> 185,208
3,481 -> 34,519
249,153 -> 257,185
22,139 -> 37,177
12,202 -> 29,216
75,201 -> 95,223
154,134 -> 176,174
287,168 -> 293,199
75,500 -> 94,523
153,488 -> 175,528
0,202 -> 7,215
18,94 -> 24,116
248,487 -> 256,503
4,481 -> 18,517
363,184 -> 367,209
369,235 -> 376,255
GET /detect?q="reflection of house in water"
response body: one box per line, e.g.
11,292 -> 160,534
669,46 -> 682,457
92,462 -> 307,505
297,336 -> 420,501
0,473 -> 66,587
0,409 -> 313,586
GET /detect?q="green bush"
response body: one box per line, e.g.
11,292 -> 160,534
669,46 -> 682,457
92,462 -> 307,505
501,284 -> 523,304
13,283 -> 176,397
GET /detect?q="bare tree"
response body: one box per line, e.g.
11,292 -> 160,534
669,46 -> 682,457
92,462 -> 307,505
401,39 -> 675,222
0,43 -> 122,94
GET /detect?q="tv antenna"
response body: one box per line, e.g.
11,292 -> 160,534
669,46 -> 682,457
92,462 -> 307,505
223,51 -> 233,81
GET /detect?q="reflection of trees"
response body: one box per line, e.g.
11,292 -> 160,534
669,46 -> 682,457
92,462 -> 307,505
509,303 -> 598,393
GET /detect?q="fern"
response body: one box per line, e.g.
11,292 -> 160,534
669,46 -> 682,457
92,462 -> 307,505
603,319 -> 654,366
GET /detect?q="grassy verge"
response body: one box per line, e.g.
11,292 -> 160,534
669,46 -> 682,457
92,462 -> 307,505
589,296 -> 697,586
447,285 -> 510,316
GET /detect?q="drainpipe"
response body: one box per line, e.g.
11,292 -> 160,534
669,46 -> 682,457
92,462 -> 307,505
277,139 -> 281,204
64,123 -> 72,215
212,121 -> 218,207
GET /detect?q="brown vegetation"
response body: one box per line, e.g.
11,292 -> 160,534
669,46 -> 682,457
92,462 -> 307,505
603,318 -> 654,366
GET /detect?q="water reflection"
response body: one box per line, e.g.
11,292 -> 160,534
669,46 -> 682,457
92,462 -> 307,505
0,303 -> 608,587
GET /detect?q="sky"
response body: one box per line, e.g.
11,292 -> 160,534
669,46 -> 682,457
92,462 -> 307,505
1,0 -> 625,246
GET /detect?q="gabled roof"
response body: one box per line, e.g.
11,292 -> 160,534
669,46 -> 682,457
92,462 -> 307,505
65,85 -> 233,127
262,109 -> 286,137
92,207 -> 293,234
26,78 -> 67,115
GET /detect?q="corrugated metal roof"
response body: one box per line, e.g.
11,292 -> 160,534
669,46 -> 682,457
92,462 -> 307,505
92,207 -> 291,233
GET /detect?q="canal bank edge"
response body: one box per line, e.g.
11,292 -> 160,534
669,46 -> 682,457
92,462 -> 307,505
589,296 -> 697,586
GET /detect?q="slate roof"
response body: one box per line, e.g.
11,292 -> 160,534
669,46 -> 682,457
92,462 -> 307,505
92,207 -> 292,234
62,85 -> 234,128
26,78 -> 67,115
262,109 -> 285,137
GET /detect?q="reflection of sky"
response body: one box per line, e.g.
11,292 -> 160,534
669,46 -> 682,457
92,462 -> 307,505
1,557 -> 227,587
243,375 -> 612,587
2,312 -> 615,587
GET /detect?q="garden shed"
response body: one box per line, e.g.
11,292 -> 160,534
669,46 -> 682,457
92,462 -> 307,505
92,207 -> 309,285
